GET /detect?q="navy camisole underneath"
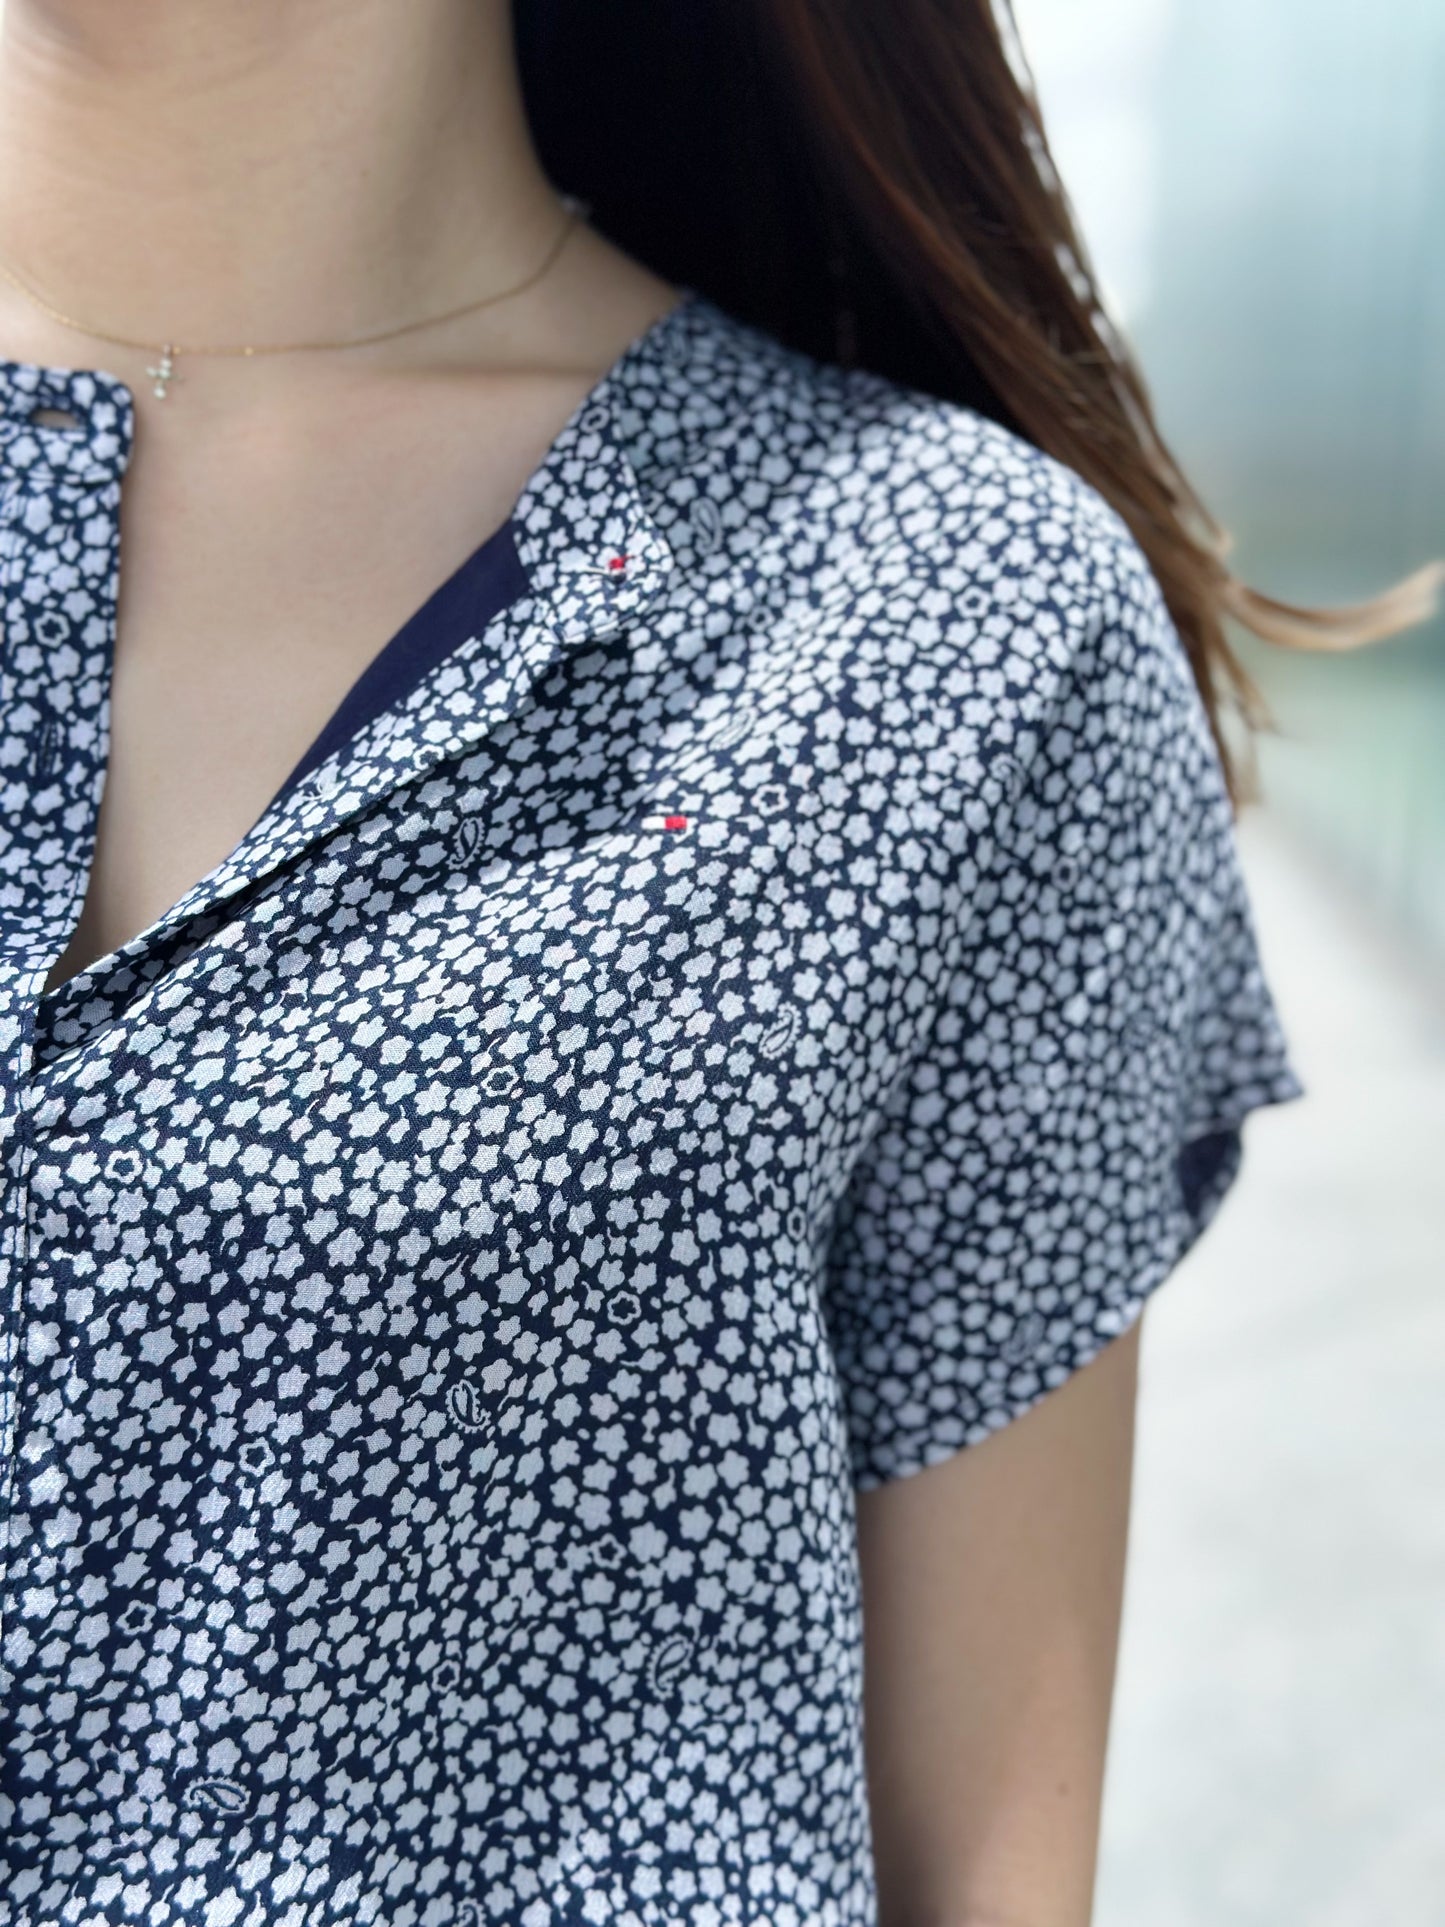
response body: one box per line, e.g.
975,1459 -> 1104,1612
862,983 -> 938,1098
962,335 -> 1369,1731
266,516 -> 529,811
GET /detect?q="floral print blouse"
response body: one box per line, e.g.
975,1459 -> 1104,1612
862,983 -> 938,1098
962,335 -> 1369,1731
0,291 -> 1306,1926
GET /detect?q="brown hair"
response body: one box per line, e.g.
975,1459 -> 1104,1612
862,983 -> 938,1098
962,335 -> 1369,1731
515,0 -> 1444,810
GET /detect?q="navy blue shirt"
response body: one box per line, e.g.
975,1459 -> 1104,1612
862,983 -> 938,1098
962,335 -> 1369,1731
0,294 -> 1306,1924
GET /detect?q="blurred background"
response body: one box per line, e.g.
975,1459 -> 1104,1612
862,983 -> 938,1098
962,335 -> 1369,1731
1010,1 -> 1445,1919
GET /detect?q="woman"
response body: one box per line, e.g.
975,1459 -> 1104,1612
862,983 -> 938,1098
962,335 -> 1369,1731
0,3 -> 1435,1924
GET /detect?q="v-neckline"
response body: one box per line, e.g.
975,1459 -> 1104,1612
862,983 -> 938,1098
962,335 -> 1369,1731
1,288 -> 703,1019
261,513 -> 530,818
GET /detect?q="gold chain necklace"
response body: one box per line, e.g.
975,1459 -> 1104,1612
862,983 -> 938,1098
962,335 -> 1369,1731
0,200 -> 582,401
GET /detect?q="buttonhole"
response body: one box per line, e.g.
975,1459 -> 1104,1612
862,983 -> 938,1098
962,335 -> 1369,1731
30,406 -> 85,432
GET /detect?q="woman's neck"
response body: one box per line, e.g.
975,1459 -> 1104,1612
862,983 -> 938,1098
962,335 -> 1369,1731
0,0 -> 563,354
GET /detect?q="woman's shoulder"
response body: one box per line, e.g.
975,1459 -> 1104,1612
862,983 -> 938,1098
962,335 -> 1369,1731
623,293 -> 1196,728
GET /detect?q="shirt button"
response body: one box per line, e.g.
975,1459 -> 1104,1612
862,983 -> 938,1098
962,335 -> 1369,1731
29,716 -> 64,781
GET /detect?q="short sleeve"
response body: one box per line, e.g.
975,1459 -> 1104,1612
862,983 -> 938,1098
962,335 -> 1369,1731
821,555 -> 1308,1493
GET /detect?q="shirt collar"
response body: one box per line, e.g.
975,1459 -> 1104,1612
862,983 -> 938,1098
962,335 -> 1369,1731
0,293 -> 705,1000
0,296 -> 693,615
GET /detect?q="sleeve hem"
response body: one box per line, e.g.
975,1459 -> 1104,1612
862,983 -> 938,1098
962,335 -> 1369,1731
848,1077 -> 1304,1497
850,1275 -> 1156,1495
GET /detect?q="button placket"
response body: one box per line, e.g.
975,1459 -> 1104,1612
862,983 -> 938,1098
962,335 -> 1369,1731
0,367 -> 133,1657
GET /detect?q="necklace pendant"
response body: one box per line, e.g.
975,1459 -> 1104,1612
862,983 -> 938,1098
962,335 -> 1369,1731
145,345 -> 178,400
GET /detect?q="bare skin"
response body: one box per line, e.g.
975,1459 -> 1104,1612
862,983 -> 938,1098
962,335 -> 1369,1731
857,1320 -> 1141,1927
0,8 -> 1142,1922
0,0 -> 679,996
